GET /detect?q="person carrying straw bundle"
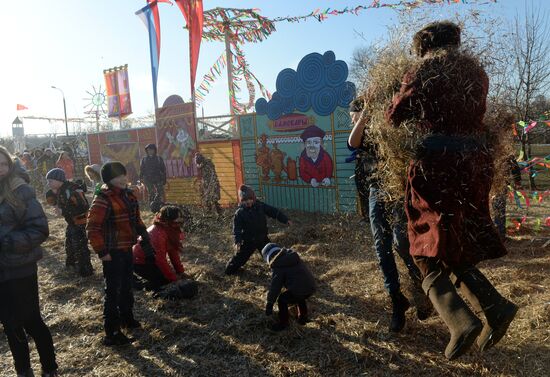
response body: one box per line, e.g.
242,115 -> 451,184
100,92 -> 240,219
386,21 -> 517,360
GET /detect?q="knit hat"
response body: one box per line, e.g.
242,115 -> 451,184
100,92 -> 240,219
145,143 -> 157,151
412,21 -> 461,57
101,161 -> 127,184
261,243 -> 282,264
46,168 -> 66,182
238,185 -> 256,202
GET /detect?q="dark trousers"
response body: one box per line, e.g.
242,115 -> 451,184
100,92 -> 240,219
368,185 -> 423,294
134,263 -> 170,291
277,291 -> 310,325
102,250 -> 134,335
225,238 -> 269,275
354,169 -> 369,219
65,223 -> 93,274
0,273 -> 57,374
144,181 -> 165,204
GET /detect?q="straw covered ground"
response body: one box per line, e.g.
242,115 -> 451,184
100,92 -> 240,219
1,203 -> 549,377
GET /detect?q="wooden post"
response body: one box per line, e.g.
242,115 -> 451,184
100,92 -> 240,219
225,26 -> 235,121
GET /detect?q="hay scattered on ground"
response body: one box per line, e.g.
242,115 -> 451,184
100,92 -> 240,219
1,203 -> 549,376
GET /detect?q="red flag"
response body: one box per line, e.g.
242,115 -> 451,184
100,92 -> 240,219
16,104 -> 28,111
175,0 -> 203,97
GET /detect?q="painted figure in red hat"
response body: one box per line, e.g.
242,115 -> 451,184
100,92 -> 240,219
298,125 -> 333,187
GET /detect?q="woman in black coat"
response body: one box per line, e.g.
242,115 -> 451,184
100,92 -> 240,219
0,146 -> 58,377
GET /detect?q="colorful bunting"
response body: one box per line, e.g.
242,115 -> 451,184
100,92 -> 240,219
271,0 -> 498,24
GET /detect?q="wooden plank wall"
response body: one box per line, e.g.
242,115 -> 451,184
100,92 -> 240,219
165,177 -> 200,205
198,140 -> 240,206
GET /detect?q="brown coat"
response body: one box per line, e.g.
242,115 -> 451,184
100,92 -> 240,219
386,50 -> 506,266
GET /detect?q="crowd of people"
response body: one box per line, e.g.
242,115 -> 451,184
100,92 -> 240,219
0,22 -> 519,376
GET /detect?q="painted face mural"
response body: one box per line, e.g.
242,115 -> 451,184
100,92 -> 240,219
305,136 -> 322,162
298,125 -> 334,188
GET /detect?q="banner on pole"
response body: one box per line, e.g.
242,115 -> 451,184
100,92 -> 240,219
103,65 -> 133,118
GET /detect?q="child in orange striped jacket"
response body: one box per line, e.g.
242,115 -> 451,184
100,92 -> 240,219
87,161 -> 154,347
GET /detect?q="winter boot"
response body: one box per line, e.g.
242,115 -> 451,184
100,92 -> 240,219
409,275 -> 433,321
121,316 -> 142,329
103,330 -> 134,346
389,290 -> 410,332
422,269 -> 482,360
17,368 -> 35,377
270,301 -> 290,331
77,247 -> 94,277
297,300 -> 310,325
451,267 -> 518,352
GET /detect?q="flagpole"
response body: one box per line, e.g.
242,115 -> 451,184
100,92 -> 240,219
189,4 -> 197,121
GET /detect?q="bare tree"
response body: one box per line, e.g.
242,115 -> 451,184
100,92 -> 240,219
508,2 -> 550,189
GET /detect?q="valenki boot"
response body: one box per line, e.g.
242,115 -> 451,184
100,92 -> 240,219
409,276 -> 433,320
422,270 -> 482,360
389,290 -> 410,332
451,267 -> 518,352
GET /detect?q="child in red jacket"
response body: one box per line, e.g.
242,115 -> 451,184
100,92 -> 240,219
133,205 -> 187,290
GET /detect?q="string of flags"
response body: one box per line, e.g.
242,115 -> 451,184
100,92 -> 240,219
271,0 -> 498,23
515,119 -> 550,135
507,186 -> 550,233
195,53 -> 226,105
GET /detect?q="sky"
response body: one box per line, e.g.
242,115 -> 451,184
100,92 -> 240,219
1,0 -> 548,137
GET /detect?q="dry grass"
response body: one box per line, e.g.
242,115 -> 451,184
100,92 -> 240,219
1,203 -> 549,377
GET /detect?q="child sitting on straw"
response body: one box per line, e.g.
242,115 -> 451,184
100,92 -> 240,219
46,168 -> 94,277
261,243 -> 316,331
133,205 -> 188,290
225,185 -> 291,275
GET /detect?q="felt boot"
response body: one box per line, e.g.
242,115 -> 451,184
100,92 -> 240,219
389,290 -> 410,332
410,276 -> 433,320
422,270 -> 482,360
451,267 -> 518,352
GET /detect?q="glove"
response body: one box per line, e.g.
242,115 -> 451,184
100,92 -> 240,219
265,302 -> 273,316
140,239 -> 156,264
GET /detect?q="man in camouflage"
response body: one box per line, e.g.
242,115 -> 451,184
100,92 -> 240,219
195,152 -> 221,215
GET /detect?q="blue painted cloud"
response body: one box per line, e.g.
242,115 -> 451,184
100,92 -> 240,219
255,51 -> 356,120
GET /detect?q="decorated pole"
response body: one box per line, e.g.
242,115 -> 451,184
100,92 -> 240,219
224,25 -> 236,119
